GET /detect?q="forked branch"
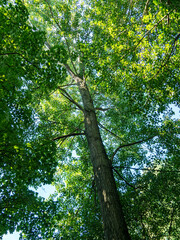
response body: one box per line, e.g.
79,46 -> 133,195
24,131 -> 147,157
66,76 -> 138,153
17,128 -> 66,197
58,87 -> 84,111
111,135 -> 155,162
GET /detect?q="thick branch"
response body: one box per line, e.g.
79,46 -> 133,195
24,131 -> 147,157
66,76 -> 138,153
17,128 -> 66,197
52,132 -> 85,141
111,136 -> 155,162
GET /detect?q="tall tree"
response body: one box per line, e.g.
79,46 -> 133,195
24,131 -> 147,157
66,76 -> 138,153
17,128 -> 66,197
1,0 -> 179,239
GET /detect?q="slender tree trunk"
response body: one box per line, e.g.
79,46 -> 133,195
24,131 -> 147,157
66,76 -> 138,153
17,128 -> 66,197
75,76 -> 131,240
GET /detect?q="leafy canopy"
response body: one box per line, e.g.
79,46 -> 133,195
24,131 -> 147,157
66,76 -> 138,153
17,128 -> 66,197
0,0 -> 180,239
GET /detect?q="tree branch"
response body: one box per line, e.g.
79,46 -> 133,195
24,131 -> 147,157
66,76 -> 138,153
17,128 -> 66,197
44,0 -> 78,75
95,107 -> 111,111
59,83 -> 77,88
52,132 -> 85,141
113,166 -> 180,173
0,52 -> 40,69
118,10 -> 174,62
136,10 -> 174,48
111,135 -> 155,162
143,0 -> 150,16
64,63 -> 77,79
168,204 -> 175,236
149,33 -> 180,81
98,122 -> 125,142
112,167 -> 136,189
58,87 -> 84,111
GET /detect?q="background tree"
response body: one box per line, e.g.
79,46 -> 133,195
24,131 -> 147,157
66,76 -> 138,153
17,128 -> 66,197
0,0 -> 179,239
0,1 -> 58,238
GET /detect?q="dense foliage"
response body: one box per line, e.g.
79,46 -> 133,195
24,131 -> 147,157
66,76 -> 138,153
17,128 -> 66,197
0,0 -> 179,239
0,1 -> 58,238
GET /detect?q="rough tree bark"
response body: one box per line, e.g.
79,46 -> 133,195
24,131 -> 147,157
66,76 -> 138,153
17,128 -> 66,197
65,63 -> 131,240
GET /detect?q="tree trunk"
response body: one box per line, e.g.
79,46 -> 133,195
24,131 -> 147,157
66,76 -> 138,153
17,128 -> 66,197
75,76 -> 131,240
